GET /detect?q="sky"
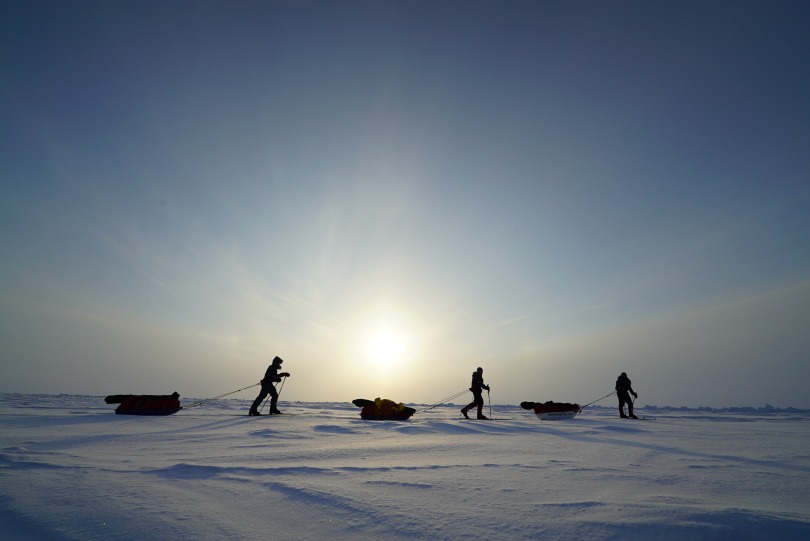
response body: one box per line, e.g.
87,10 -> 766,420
2,1 -> 809,408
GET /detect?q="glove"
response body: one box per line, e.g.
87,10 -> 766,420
633,392 -> 638,398
485,385 -> 491,391
279,372 -> 290,378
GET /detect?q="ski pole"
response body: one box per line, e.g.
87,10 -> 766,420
259,376 -> 287,414
275,376 -> 287,409
259,394 -> 271,414
277,376 -> 287,399
487,389 -> 491,419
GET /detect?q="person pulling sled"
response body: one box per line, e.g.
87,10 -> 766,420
615,371 -> 638,419
248,356 -> 290,415
461,367 -> 490,419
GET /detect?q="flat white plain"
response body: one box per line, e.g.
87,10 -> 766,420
1,394 -> 808,540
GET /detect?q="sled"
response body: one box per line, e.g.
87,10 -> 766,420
520,401 -> 581,420
352,398 -> 415,421
106,392 -> 182,416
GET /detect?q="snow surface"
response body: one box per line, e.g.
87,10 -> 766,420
1,394 -> 809,540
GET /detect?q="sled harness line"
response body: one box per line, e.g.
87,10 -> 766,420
581,391 -> 616,409
414,388 -> 470,414
182,383 -> 261,409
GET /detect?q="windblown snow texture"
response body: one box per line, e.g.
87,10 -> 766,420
1,394 -> 808,540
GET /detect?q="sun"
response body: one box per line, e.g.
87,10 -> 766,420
368,331 -> 404,367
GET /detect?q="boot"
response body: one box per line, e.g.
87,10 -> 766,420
628,405 -> 638,419
248,410 -> 261,416
270,409 -> 283,414
619,407 -> 628,418
476,405 -> 487,420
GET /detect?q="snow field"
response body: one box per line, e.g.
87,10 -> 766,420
1,394 -> 808,540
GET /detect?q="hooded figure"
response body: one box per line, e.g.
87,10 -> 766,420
461,367 -> 490,419
248,356 -> 290,415
615,372 -> 638,419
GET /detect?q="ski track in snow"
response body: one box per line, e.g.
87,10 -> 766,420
1,394 -> 809,540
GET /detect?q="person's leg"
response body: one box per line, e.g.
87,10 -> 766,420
474,393 -> 487,419
249,388 -> 268,414
461,402 -> 475,418
269,385 -> 281,413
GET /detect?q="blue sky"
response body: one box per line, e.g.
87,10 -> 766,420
2,1 -> 809,408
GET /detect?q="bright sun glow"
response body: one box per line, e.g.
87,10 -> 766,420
368,331 -> 404,367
